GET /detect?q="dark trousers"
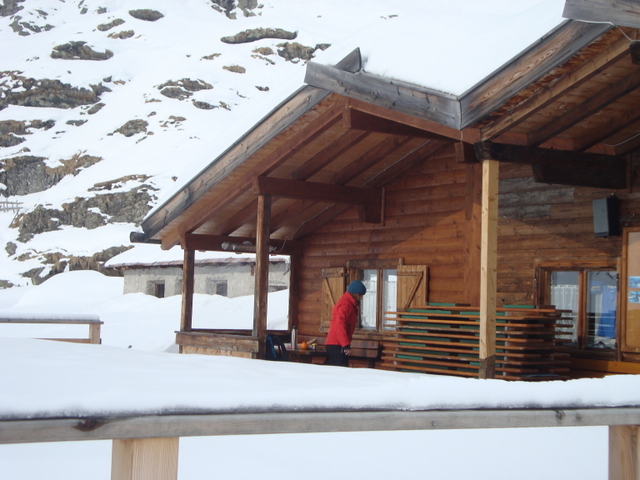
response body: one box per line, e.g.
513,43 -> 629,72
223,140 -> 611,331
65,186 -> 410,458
326,344 -> 349,367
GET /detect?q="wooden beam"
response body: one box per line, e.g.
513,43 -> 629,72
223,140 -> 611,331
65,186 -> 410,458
455,141 -> 478,164
479,159 -> 498,379
344,108 -> 445,139
609,425 -> 640,480
181,232 -> 298,256
475,141 -> 626,189
461,21 -> 611,128
180,249 -> 194,334
5,409 -> 640,444
112,437 -> 179,480
528,67 -> 640,147
564,0 -> 640,29
251,176 -> 382,207
480,34 -> 632,140
141,85 -> 332,245
305,62 -> 461,128
253,195 -> 271,359
574,102 -> 640,151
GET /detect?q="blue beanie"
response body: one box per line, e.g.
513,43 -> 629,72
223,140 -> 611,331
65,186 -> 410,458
347,280 -> 366,295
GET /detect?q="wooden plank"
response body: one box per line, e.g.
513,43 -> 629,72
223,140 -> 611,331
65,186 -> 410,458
564,0 -> 640,29
528,67 -> 640,147
609,425 -> 640,480
345,108 -> 446,139
112,437 -> 179,480
480,159 -> 499,379
4,409 -> 640,444
181,233 -> 298,255
305,62 -> 461,128
461,21 -> 612,128
574,102 -> 640,151
144,88 -> 340,247
480,34 -> 632,140
253,195 -> 271,359
180,249 -> 194,333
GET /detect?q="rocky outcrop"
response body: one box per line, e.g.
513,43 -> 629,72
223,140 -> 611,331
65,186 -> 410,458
157,78 -> 213,101
97,18 -> 125,31
221,27 -> 296,44
0,153 -> 102,196
0,0 -> 24,17
0,71 -> 111,109
10,16 -> 54,36
223,65 -> 246,74
51,41 -> 113,61
112,120 -> 148,137
129,9 -> 164,21
0,119 -> 55,148
19,246 -> 132,285
277,42 -> 330,63
210,0 -> 258,19
108,30 -> 134,40
13,185 -> 156,242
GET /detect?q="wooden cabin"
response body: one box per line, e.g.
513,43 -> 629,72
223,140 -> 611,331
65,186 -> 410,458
138,0 -> 640,379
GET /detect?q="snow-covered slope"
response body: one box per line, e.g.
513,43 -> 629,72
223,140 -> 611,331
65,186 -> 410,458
0,0 -> 565,287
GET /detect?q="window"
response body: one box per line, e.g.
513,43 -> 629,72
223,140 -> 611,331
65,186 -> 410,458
153,282 -> 165,298
358,268 -> 398,330
538,263 -> 618,350
206,278 -> 228,297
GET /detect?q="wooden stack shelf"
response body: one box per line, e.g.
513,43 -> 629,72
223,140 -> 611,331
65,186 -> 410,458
380,304 -> 572,381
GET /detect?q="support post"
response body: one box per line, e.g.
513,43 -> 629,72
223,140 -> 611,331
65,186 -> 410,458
479,159 -> 498,379
253,194 -> 271,359
111,437 -> 179,480
464,163 -> 482,306
609,425 -> 640,480
89,323 -> 102,345
180,249 -> 195,333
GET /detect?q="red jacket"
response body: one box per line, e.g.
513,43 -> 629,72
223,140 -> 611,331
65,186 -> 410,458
326,292 -> 358,347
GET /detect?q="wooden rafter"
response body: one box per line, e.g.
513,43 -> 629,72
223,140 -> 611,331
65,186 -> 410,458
527,67 -> 640,147
480,34 -> 632,141
461,21 -> 611,128
563,0 -> 640,29
181,232 -> 298,255
574,102 -> 640,151
344,108 -> 445,139
475,141 -> 627,189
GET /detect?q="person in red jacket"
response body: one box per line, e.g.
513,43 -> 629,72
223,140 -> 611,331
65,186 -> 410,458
325,280 -> 367,366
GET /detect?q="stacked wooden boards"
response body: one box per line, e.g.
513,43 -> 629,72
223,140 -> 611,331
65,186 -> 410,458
380,305 -> 572,380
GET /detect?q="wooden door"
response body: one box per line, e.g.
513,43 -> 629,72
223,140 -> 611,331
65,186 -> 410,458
320,267 -> 346,332
397,265 -> 429,311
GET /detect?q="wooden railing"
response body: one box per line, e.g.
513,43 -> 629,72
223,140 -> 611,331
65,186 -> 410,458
381,304 -> 572,380
0,315 -> 103,344
1,407 -> 639,480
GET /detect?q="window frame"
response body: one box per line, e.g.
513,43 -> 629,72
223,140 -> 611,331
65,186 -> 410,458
348,259 -> 399,332
536,259 -> 619,352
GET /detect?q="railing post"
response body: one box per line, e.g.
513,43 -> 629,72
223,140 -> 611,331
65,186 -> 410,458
89,323 -> 102,344
609,425 -> 640,480
111,437 -> 179,480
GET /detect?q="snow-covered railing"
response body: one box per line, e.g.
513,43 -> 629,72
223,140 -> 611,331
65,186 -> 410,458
1,407 -> 639,480
0,312 -> 103,344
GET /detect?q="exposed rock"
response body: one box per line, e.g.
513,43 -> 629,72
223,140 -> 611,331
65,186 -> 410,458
277,42 -> 321,63
210,0 -> 258,19
192,100 -> 217,110
113,119 -> 148,137
0,119 -> 56,146
221,27 -> 296,44
10,17 -> 54,36
201,53 -> 221,60
5,241 -> 16,256
66,119 -> 87,126
0,0 -> 24,17
20,246 -> 132,285
0,71 -> 111,110
223,65 -> 246,74
129,9 -> 164,21
51,41 -> 113,61
157,78 -> 213,101
108,30 -> 134,39
255,85 -> 269,92
0,133 -> 24,147
87,102 -> 105,114
89,174 -> 150,192
13,185 -> 156,242
0,153 -> 102,196
252,47 -> 273,56
0,279 -> 15,289
97,18 -> 125,31
160,87 -> 191,100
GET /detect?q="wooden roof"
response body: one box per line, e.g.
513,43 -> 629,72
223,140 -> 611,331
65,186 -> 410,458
141,2 -> 640,251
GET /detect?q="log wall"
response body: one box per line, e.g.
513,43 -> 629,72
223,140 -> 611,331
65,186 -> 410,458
297,144 -> 472,338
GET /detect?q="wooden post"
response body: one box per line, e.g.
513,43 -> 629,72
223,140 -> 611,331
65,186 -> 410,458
479,159 -> 499,379
253,194 -> 271,359
609,425 -> 640,480
180,249 -> 195,333
89,323 -> 102,345
111,437 -> 179,480
464,163 -> 482,306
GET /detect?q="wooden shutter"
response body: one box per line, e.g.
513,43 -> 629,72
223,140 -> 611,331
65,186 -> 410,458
397,265 -> 428,311
320,267 -> 346,332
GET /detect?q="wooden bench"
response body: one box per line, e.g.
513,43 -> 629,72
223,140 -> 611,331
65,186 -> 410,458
0,315 -> 103,344
291,336 -> 381,367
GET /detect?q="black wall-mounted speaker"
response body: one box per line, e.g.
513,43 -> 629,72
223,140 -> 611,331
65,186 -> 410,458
593,195 -> 620,238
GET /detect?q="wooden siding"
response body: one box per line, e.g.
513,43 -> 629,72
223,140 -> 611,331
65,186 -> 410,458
297,143 -> 472,338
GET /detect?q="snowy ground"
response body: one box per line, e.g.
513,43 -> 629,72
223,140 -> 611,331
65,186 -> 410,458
0,271 -> 637,479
